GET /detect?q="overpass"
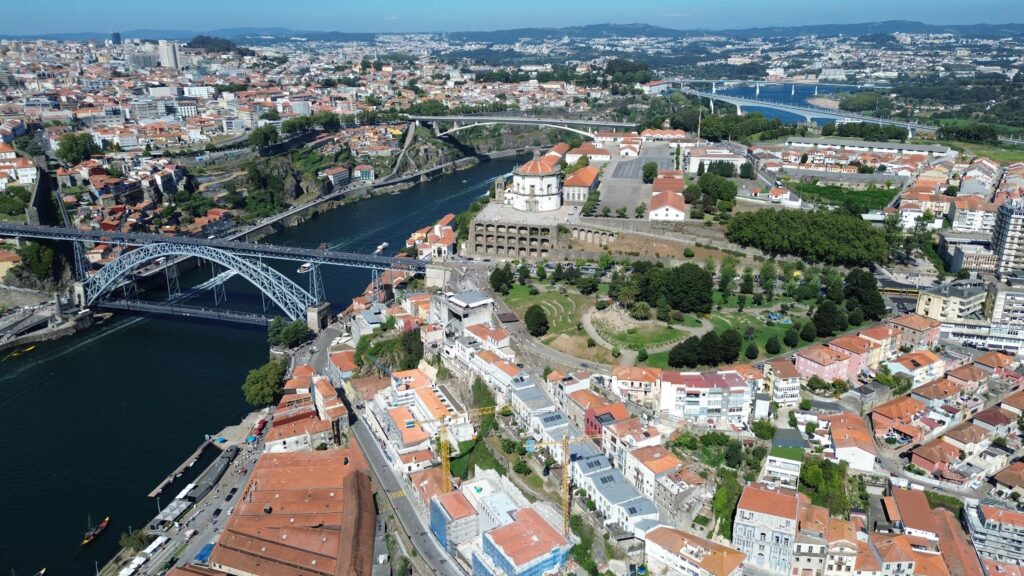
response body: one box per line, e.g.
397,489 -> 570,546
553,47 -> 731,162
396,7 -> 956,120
407,115 -> 636,139
0,223 -> 426,323
677,88 -> 938,135
675,78 -> 884,90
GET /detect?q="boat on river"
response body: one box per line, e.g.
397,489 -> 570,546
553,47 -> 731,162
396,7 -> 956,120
374,242 -> 389,254
81,516 -> 110,545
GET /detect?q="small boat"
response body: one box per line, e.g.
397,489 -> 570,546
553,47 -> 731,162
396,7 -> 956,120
21,345 -> 35,353
374,242 -> 389,255
297,262 -> 314,274
81,516 -> 110,545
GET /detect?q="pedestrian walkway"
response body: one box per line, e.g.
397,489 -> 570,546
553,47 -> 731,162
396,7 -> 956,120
387,489 -> 407,499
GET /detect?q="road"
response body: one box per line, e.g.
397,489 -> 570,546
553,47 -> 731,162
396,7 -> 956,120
306,324 -> 467,576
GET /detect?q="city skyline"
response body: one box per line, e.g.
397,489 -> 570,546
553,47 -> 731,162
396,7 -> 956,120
4,0 -> 1024,35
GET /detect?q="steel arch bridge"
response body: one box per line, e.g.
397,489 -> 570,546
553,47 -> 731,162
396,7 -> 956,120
436,122 -> 597,139
80,243 -> 317,321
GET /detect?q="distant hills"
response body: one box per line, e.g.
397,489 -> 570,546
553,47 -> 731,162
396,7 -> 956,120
3,20 -> 1023,43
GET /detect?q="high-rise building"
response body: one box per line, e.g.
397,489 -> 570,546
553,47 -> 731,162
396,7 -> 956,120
993,199 -> 1024,276
110,32 -> 122,45
157,40 -> 180,69
0,66 -> 15,89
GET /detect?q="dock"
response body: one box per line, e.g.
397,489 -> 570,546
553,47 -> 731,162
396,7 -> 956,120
148,438 -> 212,497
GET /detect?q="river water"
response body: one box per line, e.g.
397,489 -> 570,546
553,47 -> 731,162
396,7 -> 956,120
0,156 -> 520,575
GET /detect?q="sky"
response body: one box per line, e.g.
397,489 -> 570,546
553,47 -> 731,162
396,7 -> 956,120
4,0 -> 1024,35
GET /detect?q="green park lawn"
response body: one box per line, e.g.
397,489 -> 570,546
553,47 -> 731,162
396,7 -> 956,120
593,319 -> 684,351
505,284 -> 592,336
793,182 -> 899,214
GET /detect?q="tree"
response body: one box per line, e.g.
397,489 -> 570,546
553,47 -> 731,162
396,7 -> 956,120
657,295 -> 671,322
813,300 -> 842,337
718,257 -> 737,295
267,317 -> 311,348
759,260 -> 777,300
536,265 -> 547,282
242,358 -> 288,406
697,160 -> 705,176
637,348 -> 649,362
719,329 -> 743,363
848,307 -> 864,326
739,162 -> 755,179
642,161 -> 659,184
726,210 -> 887,267
844,268 -> 886,321
578,276 -> 599,295
745,341 -> 759,360
248,125 -> 280,148
119,529 -> 152,552
525,305 -> 550,337
765,335 -> 782,355
752,419 -> 777,440
489,264 -> 514,294
740,268 -> 755,294
517,262 -> 531,285
800,398 -> 812,411
725,441 -> 743,468
635,202 -> 646,219
669,337 -> 701,368
616,207 -> 627,218
784,328 -> 800,348
16,243 -> 56,281
630,302 -> 652,320
800,321 -> 817,342
56,132 -> 101,164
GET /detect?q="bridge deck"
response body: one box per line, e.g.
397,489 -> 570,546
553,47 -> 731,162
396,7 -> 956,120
98,300 -> 273,326
408,114 -> 636,129
0,222 -> 426,271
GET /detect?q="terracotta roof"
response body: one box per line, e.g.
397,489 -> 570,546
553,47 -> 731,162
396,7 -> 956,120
890,350 -> 941,371
945,363 -> 988,384
563,165 -> 599,187
912,438 -> 959,465
974,406 -> 1015,428
514,158 -> 560,176
645,526 -> 745,576
652,178 -> 686,194
889,313 -> 940,332
995,461 -> 1024,489
435,491 -> 477,521
932,508 -> 984,576
798,344 -> 849,366
870,533 -> 915,564
975,351 -> 1014,370
768,359 -> 801,379
737,483 -> 802,520
944,422 -> 990,445
821,412 -> 876,456
612,365 -> 662,382
912,378 -> 961,400
208,446 -> 374,576
892,488 -> 938,535
913,549 -> 951,576
650,190 -> 686,212
486,508 -> 567,567
630,445 -> 682,475
829,335 -> 880,355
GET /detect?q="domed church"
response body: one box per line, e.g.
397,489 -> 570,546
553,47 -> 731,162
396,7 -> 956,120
505,157 -> 562,212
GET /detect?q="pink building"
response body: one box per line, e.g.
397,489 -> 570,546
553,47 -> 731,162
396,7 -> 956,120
795,344 -> 854,382
828,335 -> 882,380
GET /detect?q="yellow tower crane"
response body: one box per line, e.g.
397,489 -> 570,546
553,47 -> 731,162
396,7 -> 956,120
524,433 -> 604,537
410,405 -> 498,494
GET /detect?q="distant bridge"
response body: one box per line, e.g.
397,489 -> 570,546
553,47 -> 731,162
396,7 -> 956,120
0,223 -> 426,323
408,115 -> 636,139
677,88 -> 938,135
675,78 -> 883,90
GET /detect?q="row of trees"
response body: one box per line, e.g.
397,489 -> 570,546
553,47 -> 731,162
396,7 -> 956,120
667,329 -> 758,368
267,317 -> 312,349
821,122 -> 907,142
608,261 -> 713,315
726,209 -> 888,266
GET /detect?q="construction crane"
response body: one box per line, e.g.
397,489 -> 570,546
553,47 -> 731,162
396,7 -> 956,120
410,405 -> 499,494
524,433 -> 604,538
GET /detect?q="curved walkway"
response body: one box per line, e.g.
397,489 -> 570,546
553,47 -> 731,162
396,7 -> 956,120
581,306 -> 717,365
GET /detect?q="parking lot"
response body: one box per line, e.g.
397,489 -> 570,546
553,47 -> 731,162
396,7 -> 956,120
597,142 -> 678,213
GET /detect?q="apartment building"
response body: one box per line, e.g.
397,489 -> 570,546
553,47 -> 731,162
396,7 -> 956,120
964,499 -> 1024,566
732,483 -> 804,575
657,370 -> 753,426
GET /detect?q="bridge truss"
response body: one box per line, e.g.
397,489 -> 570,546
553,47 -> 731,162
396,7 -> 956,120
81,242 -> 317,320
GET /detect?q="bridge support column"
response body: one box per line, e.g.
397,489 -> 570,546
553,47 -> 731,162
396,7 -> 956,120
736,105 -> 743,116
709,99 -> 715,114
306,302 -> 331,332
72,281 -> 87,309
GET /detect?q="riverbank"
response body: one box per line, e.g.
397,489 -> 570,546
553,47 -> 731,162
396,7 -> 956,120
806,96 -> 840,111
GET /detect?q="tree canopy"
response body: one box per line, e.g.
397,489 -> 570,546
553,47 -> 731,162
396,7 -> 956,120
242,358 -> 288,406
726,209 -> 888,266
525,304 -> 550,337
56,132 -> 101,164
